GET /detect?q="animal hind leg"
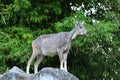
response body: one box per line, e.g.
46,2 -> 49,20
26,46 -> 39,74
34,55 -> 44,74
26,53 -> 36,74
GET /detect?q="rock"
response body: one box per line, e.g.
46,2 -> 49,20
0,66 -> 30,80
0,66 -> 79,80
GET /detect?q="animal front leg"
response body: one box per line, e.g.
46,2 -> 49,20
59,53 -> 64,70
60,60 -> 64,70
58,48 -> 64,70
63,53 -> 68,72
64,60 -> 68,72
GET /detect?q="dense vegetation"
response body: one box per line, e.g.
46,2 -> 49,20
0,0 -> 120,79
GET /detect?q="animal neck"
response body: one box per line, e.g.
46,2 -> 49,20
68,28 -> 78,40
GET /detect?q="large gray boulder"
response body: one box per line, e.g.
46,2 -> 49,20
0,66 -> 79,80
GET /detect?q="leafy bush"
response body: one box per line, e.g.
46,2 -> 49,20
0,0 -> 120,80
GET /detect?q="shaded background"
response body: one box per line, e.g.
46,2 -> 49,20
0,0 -> 120,79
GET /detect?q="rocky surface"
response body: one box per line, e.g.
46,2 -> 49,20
0,66 -> 79,80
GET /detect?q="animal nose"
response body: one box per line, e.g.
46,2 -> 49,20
83,32 -> 88,36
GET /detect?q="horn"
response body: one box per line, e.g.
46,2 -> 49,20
74,20 -> 78,24
81,21 -> 85,25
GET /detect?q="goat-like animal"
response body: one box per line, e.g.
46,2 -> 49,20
26,21 -> 87,74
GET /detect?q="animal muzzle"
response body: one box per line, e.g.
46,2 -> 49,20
83,32 -> 88,36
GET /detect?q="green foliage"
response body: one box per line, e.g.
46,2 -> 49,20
54,14 -> 120,79
0,27 -> 32,71
0,26 -> 54,73
0,0 -> 120,80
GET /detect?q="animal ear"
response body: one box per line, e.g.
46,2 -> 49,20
74,20 -> 79,27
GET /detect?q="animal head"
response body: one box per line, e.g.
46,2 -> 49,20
75,21 -> 87,36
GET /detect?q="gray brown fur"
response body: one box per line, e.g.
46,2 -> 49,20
26,21 -> 87,74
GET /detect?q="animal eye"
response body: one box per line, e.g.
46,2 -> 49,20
79,26 -> 82,28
